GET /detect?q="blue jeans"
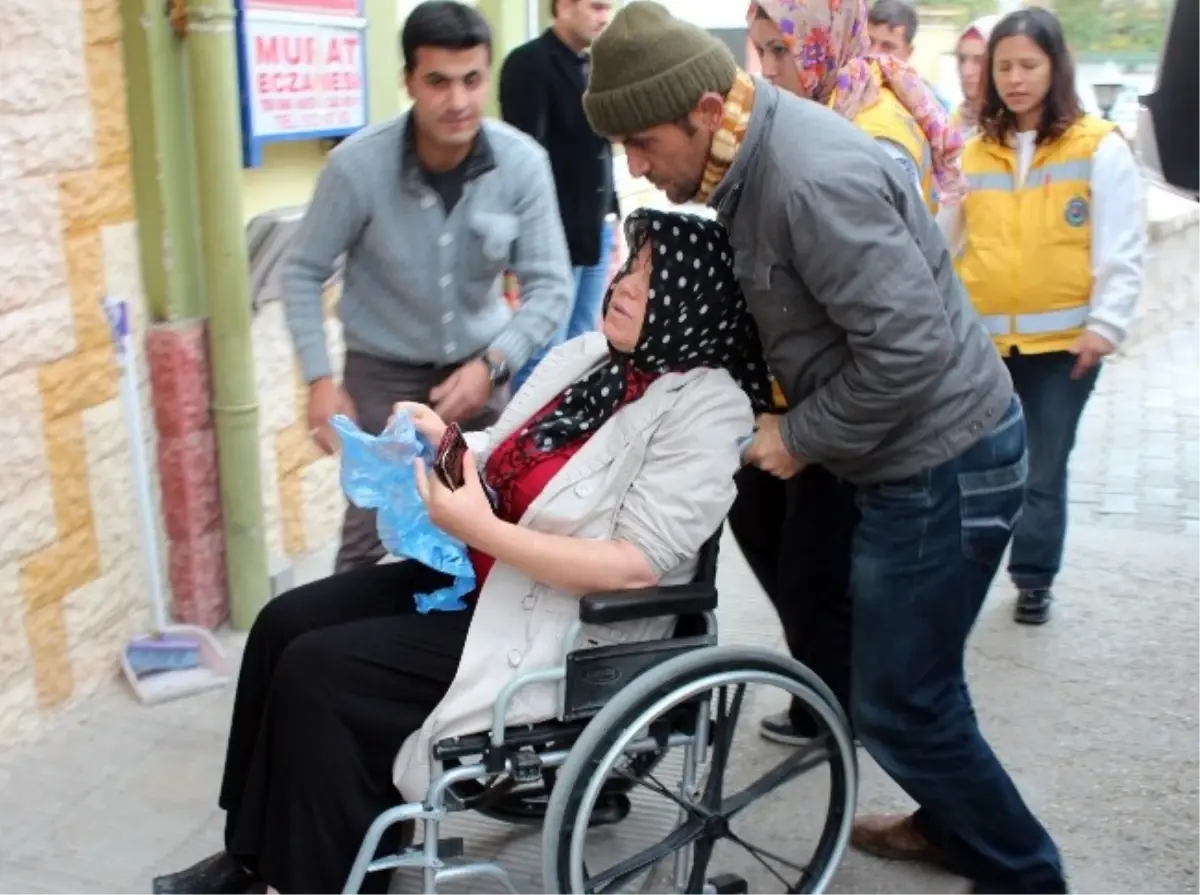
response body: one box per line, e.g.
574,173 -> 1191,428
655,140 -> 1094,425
1006,351 -> 1100,591
851,397 -> 1067,893
511,220 -> 615,393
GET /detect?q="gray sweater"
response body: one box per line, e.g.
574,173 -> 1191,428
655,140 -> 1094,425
282,114 -> 574,382
710,81 -> 1013,484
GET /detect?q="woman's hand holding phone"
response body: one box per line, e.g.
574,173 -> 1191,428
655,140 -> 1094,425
391,402 -> 447,446
433,423 -> 469,490
414,447 -> 495,545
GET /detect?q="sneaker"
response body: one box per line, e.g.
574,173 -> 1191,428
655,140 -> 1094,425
758,710 -> 817,746
1014,588 -> 1053,625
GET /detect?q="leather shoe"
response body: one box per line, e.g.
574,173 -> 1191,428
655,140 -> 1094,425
152,851 -> 264,894
850,812 -> 958,874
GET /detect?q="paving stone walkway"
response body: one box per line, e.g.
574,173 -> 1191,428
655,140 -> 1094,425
0,322 -> 1196,894
1070,322 -> 1199,535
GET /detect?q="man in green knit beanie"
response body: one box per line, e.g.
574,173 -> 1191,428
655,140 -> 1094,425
584,4 -> 1067,894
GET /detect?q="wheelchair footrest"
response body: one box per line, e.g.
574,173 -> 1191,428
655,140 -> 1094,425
705,873 -> 748,894
510,750 -> 543,785
432,837 -> 464,860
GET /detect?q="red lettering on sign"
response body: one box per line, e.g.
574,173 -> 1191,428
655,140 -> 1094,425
254,34 -> 316,66
324,35 -> 358,64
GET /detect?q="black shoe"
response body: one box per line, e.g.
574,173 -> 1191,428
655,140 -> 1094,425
152,852 -> 264,894
759,711 -> 861,748
759,711 -> 818,746
1014,588 -> 1053,625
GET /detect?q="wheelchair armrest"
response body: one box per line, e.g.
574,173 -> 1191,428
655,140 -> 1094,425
578,582 -> 717,625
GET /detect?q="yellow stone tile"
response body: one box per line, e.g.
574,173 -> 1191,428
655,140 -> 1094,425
321,280 -> 343,316
292,367 -> 308,412
20,527 -> 101,615
23,601 -> 75,710
43,413 -> 93,538
37,345 -> 117,422
276,422 -> 322,477
63,231 -> 112,351
58,166 -> 134,237
81,0 -> 122,45
85,43 -> 132,169
277,470 -> 308,556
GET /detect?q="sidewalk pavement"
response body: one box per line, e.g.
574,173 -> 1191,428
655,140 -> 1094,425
0,325 -> 1196,894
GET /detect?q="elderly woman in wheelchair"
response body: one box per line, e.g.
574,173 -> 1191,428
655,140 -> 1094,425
153,209 -> 858,895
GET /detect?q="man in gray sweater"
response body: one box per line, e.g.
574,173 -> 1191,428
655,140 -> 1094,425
283,0 -> 572,571
584,4 -> 1067,894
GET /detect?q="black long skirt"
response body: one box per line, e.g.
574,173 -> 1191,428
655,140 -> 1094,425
726,464 -> 858,732
217,560 -> 473,894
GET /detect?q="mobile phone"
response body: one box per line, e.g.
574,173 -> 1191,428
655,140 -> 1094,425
434,423 -> 469,490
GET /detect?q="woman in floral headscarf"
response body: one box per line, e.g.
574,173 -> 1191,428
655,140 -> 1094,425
747,0 -> 966,210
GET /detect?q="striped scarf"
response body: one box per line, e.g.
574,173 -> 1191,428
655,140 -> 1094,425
692,69 -> 788,409
694,68 -> 756,204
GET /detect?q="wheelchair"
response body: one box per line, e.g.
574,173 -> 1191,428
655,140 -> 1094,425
343,530 -> 859,894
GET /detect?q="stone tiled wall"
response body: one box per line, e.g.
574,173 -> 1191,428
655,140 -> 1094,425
0,0 -> 159,746
1125,187 -> 1200,357
253,287 -> 346,566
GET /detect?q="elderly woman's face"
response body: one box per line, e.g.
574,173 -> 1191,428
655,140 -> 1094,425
602,240 -> 652,353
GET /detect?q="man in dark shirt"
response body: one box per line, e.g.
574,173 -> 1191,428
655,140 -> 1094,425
499,0 -> 620,391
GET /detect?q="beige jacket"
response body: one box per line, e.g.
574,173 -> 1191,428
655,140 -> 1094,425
393,332 -> 754,797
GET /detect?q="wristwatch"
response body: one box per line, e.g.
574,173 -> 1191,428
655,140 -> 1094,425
481,351 -> 511,388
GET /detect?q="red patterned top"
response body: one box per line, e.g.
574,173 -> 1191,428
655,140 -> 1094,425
468,394 -> 583,588
468,369 -> 657,590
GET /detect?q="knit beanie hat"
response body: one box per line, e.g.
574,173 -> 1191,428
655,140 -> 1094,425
583,1 -> 737,137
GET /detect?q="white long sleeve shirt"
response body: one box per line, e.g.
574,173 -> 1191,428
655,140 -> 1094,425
938,130 -> 1145,348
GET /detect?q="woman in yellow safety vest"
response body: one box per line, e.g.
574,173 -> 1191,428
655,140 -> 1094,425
724,0 -> 967,749
949,14 -> 1000,141
942,7 -> 1144,626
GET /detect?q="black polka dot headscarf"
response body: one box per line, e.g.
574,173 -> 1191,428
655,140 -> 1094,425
529,208 -> 773,452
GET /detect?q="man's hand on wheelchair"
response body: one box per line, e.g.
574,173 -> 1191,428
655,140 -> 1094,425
414,449 -> 495,544
392,401 -> 447,445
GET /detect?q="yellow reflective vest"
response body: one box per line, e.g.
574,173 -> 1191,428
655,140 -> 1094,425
956,115 -> 1116,356
850,84 -> 936,212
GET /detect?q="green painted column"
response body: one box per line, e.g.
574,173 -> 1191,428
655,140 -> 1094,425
363,0 -> 400,123
475,0 -> 532,117
183,0 -> 272,630
118,0 -> 204,321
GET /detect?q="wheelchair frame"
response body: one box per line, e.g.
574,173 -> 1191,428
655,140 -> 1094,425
343,532 -> 858,895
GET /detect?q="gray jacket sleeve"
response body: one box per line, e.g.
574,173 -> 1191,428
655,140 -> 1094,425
282,158 -> 369,383
876,138 -> 923,195
486,147 -> 574,372
778,173 -> 956,464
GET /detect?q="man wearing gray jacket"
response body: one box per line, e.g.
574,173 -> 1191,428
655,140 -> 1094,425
584,4 -> 1067,894
284,1 -> 572,572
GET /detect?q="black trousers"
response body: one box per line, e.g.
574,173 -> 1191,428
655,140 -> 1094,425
218,561 -> 473,894
727,465 -> 858,734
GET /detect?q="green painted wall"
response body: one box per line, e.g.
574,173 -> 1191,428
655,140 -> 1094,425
474,0 -> 533,117
364,0 -> 400,124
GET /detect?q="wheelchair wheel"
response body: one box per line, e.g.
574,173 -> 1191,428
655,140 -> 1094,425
541,646 -> 857,894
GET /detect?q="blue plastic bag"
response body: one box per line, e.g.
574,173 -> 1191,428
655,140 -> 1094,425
329,413 -> 476,613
